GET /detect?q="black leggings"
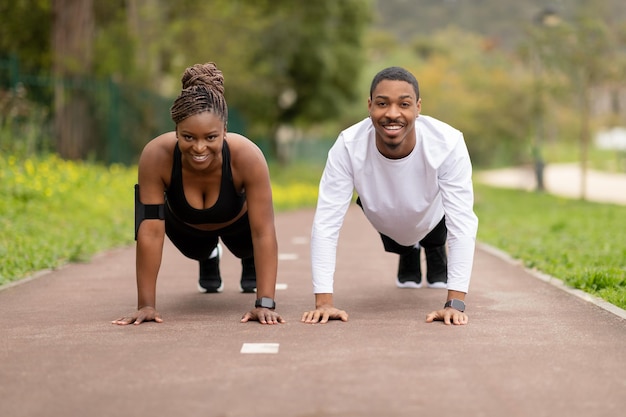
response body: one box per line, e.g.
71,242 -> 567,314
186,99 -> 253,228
164,204 -> 253,261
356,197 -> 447,255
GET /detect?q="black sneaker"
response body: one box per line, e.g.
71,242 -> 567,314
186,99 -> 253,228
396,246 -> 422,288
239,256 -> 256,293
198,244 -> 223,293
425,245 -> 447,289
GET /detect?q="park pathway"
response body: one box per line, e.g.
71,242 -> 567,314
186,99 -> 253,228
1,199 -> 625,416
477,162 -> 626,205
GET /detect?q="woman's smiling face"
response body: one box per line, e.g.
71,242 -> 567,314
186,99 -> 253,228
176,111 -> 225,170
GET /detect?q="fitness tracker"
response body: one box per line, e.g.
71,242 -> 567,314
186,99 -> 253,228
254,297 -> 276,310
444,299 -> 465,312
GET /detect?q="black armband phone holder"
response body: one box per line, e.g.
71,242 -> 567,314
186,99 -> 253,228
134,184 -> 165,240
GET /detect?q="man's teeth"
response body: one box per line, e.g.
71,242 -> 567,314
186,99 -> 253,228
385,125 -> 402,130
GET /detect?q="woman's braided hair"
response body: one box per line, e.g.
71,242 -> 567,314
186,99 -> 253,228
170,62 -> 228,125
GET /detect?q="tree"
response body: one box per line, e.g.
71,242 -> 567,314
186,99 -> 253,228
245,0 -> 371,162
5,1 -> 372,163
168,0 -> 371,162
52,0 -> 95,160
0,0 -> 52,73
406,28 -> 534,168
535,9 -> 616,200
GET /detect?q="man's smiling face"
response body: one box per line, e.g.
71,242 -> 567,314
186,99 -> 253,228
368,79 -> 421,159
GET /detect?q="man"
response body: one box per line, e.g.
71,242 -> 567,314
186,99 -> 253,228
301,66 -> 478,326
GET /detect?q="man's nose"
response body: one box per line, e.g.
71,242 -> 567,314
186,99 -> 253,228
385,104 -> 401,118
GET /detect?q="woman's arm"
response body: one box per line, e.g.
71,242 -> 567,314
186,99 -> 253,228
113,135 -> 172,325
231,135 -> 284,324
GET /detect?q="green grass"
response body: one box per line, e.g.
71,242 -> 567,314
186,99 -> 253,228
2,154 -> 625,312
0,155 -> 325,286
474,183 -> 626,309
0,154 -> 137,285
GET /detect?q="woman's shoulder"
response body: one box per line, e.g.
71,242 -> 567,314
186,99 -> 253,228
225,133 -> 269,175
226,133 -> 264,158
138,132 -> 177,176
141,132 -> 177,159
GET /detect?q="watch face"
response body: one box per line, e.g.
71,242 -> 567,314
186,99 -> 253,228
255,297 -> 276,309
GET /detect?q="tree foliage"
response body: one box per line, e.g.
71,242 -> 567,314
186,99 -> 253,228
3,0 -> 625,169
0,0 -> 52,73
2,0 -> 372,162
529,3 -> 626,197
384,29 -> 535,167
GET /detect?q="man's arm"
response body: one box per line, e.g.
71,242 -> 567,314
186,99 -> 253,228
429,136 -> 478,325
304,136 -> 355,323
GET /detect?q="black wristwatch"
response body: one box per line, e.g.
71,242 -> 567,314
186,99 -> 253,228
255,297 -> 276,310
444,299 -> 465,312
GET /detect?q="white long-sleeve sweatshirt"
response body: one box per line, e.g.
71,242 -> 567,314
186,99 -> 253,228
310,115 -> 478,294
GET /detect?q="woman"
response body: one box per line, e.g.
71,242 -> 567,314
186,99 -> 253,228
113,62 -> 284,325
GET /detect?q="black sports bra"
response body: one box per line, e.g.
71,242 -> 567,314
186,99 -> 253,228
165,140 -> 246,224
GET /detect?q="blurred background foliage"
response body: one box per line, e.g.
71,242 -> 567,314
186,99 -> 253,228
1,0 -> 626,169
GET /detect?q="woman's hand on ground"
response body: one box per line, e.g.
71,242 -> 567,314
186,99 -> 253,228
112,306 -> 163,325
241,308 -> 285,324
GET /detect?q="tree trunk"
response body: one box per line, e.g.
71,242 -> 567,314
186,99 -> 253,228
52,0 -> 94,160
579,77 -> 591,201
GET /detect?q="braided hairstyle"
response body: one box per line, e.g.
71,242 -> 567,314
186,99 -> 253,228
170,62 -> 228,126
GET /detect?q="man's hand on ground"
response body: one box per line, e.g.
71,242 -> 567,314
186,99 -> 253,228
426,308 -> 468,325
301,305 -> 349,324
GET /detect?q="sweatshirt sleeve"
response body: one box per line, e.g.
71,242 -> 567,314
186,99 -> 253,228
437,135 -> 479,293
310,136 -> 355,293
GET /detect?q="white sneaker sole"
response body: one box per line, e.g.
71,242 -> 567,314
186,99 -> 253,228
427,282 -> 447,289
197,281 -> 224,293
396,277 -> 423,289
198,244 -> 224,293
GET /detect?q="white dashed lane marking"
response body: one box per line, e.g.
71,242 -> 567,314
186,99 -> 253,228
240,343 -> 280,354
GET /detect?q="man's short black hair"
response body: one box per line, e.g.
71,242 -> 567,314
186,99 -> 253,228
369,67 -> 420,100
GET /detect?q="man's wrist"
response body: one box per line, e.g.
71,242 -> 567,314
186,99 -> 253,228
315,293 -> 334,308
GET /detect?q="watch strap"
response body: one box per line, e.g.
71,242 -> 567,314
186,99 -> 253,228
444,299 -> 465,312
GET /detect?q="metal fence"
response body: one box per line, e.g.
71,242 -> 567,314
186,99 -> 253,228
0,55 -> 337,165
0,55 -> 245,165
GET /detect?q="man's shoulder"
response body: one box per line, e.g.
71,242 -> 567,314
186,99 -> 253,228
416,115 -> 462,138
340,117 -> 373,144
416,115 -> 466,167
